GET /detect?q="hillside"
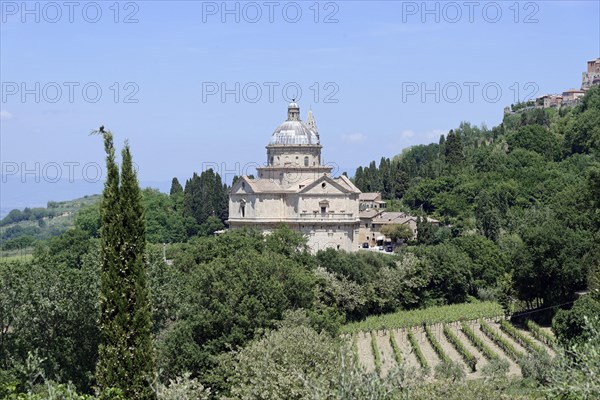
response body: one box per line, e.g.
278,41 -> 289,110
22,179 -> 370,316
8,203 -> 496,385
0,195 -> 100,255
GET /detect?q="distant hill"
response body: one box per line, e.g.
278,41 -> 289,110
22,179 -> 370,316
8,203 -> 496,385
0,177 -> 171,218
0,195 -> 101,253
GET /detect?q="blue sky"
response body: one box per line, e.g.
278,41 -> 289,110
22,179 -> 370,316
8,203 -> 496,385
1,0 -> 599,210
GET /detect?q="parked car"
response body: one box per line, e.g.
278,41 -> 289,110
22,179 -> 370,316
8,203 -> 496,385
362,242 -> 369,248
385,245 -> 393,252
378,245 -> 384,251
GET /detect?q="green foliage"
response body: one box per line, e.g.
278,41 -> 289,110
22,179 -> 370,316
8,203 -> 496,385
380,224 -> 413,242
0,261 -> 99,392
552,295 -> 600,346
524,319 -> 555,348
95,131 -> 156,399
155,372 -> 211,400
406,243 -> 472,304
498,320 -> 545,354
182,169 -> 228,235
342,302 -> 502,333
74,204 -> 101,238
564,85 -> 600,155
519,350 -> 553,385
407,331 -> 429,371
452,234 -> 508,290
480,357 -> 510,381
443,325 -> 477,372
544,316 -> 600,399
34,228 -> 94,269
388,331 -> 402,365
479,319 -> 524,362
433,360 -> 465,382
416,216 -> 438,245
507,124 -> 559,160
370,331 -> 382,375
445,129 -> 465,170
424,325 -> 450,363
222,310 -> 416,400
169,177 -> 183,196
141,188 -> 185,243
512,214 -> 591,307
460,322 -> 498,361
155,228 -> 317,390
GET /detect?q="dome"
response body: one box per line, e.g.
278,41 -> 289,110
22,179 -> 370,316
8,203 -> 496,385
269,102 -> 319,145
270,120 -> 319,145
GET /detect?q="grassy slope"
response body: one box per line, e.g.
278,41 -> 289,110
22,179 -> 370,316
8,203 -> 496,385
0,195 -> 100,255
341,302 -> 503,333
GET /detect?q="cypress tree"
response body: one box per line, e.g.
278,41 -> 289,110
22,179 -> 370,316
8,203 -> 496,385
169,177 -> 183,195
445,129 -> 465,170
95,130 -> 156,399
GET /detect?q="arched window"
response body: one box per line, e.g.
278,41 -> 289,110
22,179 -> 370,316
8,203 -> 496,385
304,156 -> 309,167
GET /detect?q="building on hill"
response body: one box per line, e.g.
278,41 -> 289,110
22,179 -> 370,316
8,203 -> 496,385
357,205 -> 439,247
359,192 -> 387,211
227,102 -> 361,253
562,88 -> 586,101
508,57 -> 599,114
582,58 -> 600,90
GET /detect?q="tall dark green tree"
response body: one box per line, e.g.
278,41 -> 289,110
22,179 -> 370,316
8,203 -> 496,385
444,129 -> 465,170
169,177 -> 183,195
95,130 -> 156,399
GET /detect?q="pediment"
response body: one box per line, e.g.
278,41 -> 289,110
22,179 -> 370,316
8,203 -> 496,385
298,175 -> 351,195
230,177 -> 255,194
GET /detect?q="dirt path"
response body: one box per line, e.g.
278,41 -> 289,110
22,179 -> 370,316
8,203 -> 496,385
519,327 -> 556,357
356,331 -> 376,373
432,322 -> 480,378
351,319 -> 552,379
488,321 -> 530,356
409,326 -> 441,373
447,322 -> 489,377
472,321 -> 520,377
374,330 -> 395,377
393,329 -> 420,371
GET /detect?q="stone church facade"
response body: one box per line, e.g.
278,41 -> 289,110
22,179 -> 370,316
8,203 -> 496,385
227,102 -> 361,252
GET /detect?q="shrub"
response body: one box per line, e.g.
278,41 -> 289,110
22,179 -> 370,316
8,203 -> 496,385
480,358 -> 510,381
443,325 -> 477,372
434,360 -> 466,382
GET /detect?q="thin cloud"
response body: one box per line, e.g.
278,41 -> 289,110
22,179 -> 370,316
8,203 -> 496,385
0,110 -> 13,120
342,133 -> 367,144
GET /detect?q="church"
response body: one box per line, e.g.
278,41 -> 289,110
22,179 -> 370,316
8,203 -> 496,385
227,102 -> 361,252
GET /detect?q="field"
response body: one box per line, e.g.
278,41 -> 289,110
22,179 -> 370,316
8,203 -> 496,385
349,315 -> 555,380
341,301 -> 503,333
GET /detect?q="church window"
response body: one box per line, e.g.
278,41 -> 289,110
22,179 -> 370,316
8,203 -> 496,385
321,182 -> 326,189
240,203 -> 245,217
304,156 -> 309,166
321,206 -> 327,213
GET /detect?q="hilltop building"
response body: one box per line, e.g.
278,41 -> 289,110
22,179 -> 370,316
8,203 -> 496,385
506,57 -> 600,114
582,58 -> 600,90
356,196 -> 440,246
228,102 -> 361,252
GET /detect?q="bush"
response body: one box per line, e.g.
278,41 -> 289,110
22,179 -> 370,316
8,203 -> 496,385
519,351 -> 553,385
553,295 -> 600,346
480,358 -> 510,381
434,360 -> 465,382
155,373 -> 211,400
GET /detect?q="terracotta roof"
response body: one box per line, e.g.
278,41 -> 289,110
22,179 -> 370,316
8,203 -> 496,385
359,209 -> 381,219
359,192 -> 380,201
